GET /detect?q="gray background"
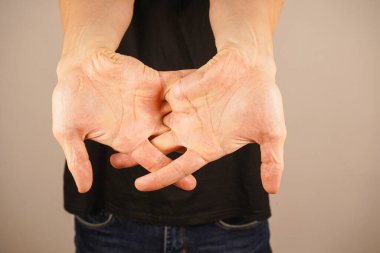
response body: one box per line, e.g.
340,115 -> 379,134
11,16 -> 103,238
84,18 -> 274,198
1,0 -> 379,252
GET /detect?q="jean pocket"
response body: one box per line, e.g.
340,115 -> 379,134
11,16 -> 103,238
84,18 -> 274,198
215,216 -> 263,231
75,209 -> 114,229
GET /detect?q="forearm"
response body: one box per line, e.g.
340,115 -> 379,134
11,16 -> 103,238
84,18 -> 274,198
209,0 -> 284,67
58,0 -> 134,70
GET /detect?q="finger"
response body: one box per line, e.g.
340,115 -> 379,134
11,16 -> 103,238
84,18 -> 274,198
151,130 -> 181,154
159,69 -> 196,96
164,69 -> 208,106
259,139 -> 285,194
110,148 -> 186,169
160,101 -> 171,116
134,150 -> 207,191
110,146 -> 185,169
110,153 -> 138,168
131,140 -> 196,191
59,135 -> 93,193
151,124 -> 170,138
110,131 -> 182,169
162,113 -> 173,128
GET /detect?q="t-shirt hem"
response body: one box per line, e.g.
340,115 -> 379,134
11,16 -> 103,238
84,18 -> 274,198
64,203 -> 271,226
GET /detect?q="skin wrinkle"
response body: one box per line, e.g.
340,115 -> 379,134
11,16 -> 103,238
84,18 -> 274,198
173,159 -> 189,179
215,82 -> 241,137
110,63 -> 127,148
206,66 -> 246,146
93,51 -> 125,145
110,94 -> 125,149
131,61 -> 142,125
183,92 -> 204,137
150,166 -> 168,190
153,152 -> 168,170
200,78 -> 225,157
80,61 -> 122,134
192,149 -> 209,165
87,80 -> 119,125
212,78 -> 229,125
171,131 -> 181,147
203,79 -> 214,135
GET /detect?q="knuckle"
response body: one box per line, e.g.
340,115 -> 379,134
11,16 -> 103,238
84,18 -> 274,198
112,136 -> 134,154
52,125 -> 66,140
263,161 -> 284,174
274,162 -> 284,172
153,172 -> 168,189
168,84 -> 185,102
172,160 -> 189,178
69,153 -> 90,170
165,91 -> 176,103
202,144 -> 224,161
263,127 -> 287,142
71,155 -> 86,167
154,154 -> 168,168
172,86 -> 183,99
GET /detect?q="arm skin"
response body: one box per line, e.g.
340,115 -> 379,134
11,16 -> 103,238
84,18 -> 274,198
115,0 -> 287,194
53,0 -> 196,193
209,0 -> 284,67
57,0 -> 134,72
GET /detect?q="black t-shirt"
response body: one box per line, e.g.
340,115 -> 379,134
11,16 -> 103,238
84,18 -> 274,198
63,0 -> 270,226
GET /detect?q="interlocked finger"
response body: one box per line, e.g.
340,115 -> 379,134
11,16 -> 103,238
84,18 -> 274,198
162,114 -> 173,128
151,124 -> 170,138
110,131 -> 183,169
160,101 -> 171,116
134,149 -> 207,191
130,139 -> 196,191
110,153 -> 138,168
159,69 -> 196,96
151,131 -> 181,154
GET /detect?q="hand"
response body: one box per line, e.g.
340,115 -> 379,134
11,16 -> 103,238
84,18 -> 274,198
119,48 -> 287,193
52,48 -> 196,193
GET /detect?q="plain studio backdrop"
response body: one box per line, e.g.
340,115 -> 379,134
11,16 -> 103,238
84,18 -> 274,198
1,0 -> 379,252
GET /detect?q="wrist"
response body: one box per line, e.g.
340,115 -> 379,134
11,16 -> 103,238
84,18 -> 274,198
56,46 -> 113,77
217,43 -> 277,76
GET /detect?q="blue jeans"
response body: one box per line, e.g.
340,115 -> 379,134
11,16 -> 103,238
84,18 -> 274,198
74,210 -> 272,253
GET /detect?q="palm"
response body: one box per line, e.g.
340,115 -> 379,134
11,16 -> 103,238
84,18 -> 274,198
52,49 -> 196,192
134,49 -> 287,193
54,53 -> 158,149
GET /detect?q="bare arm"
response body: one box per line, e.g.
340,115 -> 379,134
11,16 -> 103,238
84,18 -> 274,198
209,0 -> 284,67
58,0 -> 134,72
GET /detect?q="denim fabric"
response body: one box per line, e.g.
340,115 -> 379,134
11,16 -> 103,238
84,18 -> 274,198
74,210 -> 271,253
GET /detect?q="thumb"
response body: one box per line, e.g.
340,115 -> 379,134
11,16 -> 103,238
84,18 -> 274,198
58,134 -> 93,193
259,139 -> 285,194
159,69 -> 196,97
